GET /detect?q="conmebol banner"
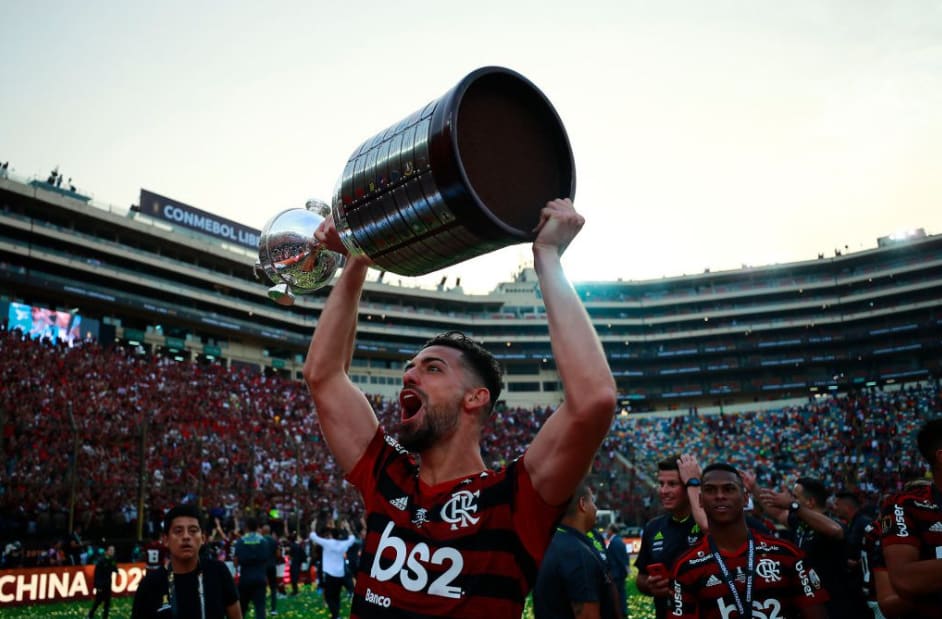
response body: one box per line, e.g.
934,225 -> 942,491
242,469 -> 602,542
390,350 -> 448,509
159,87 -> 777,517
139,189 -> 260,250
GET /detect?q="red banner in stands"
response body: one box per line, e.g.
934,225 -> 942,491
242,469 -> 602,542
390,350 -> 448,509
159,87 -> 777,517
0,563 -> 147,607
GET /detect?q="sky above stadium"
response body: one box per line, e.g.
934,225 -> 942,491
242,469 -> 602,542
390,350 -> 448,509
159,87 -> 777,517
2,1 -> 941,294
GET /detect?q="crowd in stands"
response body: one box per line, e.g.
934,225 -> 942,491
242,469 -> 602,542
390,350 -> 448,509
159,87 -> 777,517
1,325 -> 939,567
611,385 -> 938,512
0,327 -> 557,565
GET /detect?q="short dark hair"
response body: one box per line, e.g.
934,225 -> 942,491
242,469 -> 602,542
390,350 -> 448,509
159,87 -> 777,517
564,478 -> 593,518
702,462 -> 743,487
904,477 -> 931,490
657,455 -> 680,472
917,418 -> 942,466
422,331 -> 503,412
163,504 -> 202,534
796,477 -> 829,507
244,517 -> 259,532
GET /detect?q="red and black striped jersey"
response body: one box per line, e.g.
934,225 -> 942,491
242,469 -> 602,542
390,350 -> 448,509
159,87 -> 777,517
881,483 -> 942,554
880,483 -> 942,618
143,540 -> 168,571
346,427 -> 565,618
671,531 -> 828,619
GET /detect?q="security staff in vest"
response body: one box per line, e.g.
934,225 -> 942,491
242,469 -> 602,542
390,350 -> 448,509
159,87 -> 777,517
234,517 -> 269,619
534,479 -> 620,619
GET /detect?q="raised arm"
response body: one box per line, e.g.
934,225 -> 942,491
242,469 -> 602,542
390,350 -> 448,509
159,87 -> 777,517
214,517 -> 228,542
743,472 -> 787,524
302,219 -> 379,474
677,454 -> 709,532
759,487 -> 844,539
339,520 -> 357,548
308,518 -> 327,546
524,199 -> 617,505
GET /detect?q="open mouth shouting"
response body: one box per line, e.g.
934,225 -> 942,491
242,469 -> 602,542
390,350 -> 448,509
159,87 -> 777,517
399,389 -> 425,423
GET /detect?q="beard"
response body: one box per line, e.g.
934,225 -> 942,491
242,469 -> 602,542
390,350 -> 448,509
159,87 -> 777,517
397,396 -> 461,453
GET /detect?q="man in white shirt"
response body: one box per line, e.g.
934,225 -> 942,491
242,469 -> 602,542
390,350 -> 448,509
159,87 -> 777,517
309,518 -> 357,619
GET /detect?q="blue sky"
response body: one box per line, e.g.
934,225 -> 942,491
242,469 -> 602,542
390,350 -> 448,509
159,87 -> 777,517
2,1 -> 940,293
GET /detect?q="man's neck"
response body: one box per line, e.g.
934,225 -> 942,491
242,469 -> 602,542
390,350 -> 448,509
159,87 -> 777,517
670,508 -> 692,522
708,520 -> 749,551
560,516 -> 589,535
418,432 -> 486,486
171,557 -> 198,574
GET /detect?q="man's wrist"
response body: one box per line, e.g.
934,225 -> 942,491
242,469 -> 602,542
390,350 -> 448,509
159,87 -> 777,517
684,478 -> 701,489
532,243 -> 563,266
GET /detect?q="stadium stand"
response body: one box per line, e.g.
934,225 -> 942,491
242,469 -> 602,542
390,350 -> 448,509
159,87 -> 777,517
1,325 -> 939,566
0,328 -> 555,563
3,171 -> 942,413
2,167 -> 941,569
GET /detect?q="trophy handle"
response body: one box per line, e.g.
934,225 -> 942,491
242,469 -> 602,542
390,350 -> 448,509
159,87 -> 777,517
256,205 -> 345,305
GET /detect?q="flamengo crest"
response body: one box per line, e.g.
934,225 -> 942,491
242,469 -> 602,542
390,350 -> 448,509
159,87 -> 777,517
441,490 -> 480,530
756,558 -> 781,583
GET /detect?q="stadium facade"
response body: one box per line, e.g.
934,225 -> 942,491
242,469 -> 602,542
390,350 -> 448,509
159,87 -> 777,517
2,173 -> 940,412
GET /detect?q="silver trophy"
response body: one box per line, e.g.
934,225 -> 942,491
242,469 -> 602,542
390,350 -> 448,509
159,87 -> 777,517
331,65 -> 574,276
257,66 -> 574,303
255,199 -> 345,305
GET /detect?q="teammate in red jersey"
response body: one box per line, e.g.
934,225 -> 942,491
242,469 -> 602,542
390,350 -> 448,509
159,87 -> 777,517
143,530 -> 168,571
863,493 -> 915,619
881,418 -> 942,618
304,198 -> 617,618
671,463 -> 828,619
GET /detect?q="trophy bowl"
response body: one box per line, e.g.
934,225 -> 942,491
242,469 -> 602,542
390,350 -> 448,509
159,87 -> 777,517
255,200 -> 345,305
331,65 -> 575,276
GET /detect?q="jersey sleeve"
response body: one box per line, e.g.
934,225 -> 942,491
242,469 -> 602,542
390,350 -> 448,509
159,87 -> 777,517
346,426 -> 409,511
512,452 -> 569,563
669,556 -> 700,619
634,524 -> 655,572
790,555 -> 830,609
880,495 -> 921,549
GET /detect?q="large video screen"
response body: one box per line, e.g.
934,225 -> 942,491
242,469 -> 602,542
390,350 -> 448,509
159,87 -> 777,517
7,302 -> 100,346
